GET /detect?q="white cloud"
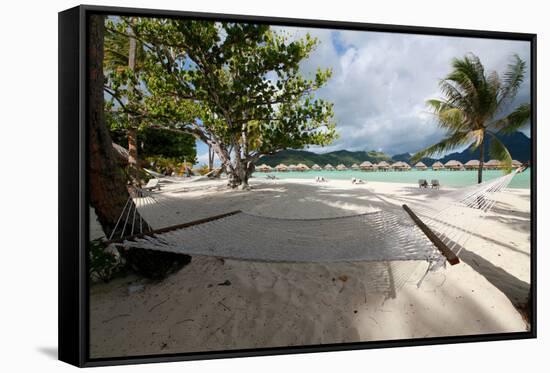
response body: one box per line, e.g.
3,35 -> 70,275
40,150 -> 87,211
273,26 -> 531,156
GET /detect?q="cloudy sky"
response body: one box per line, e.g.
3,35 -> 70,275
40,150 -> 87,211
196,26 -> 531,165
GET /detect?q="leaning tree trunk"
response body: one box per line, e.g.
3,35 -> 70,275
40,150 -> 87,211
89,15 -> 137,237
478,135 -> 485,184
89,15 -> 189,278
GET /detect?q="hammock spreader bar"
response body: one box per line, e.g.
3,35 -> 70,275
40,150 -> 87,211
402,204 -> 460,265
105,210 -> 243,246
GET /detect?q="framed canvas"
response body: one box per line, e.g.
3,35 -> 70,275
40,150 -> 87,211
58,4 -> 537,367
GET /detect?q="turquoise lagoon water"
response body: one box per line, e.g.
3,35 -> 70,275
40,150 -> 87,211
253,168 -> 531,189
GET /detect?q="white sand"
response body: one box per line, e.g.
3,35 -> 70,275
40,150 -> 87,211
89,178 -> 531,358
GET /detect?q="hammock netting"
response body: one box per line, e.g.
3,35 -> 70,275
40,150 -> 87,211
105,169 -> 522,291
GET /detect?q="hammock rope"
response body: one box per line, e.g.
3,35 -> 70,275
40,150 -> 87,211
106,168 -> 524,272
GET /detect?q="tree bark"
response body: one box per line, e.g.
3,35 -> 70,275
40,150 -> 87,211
478,133 -> 485,184
89,17 -> 191,278
127,127 -> 139,180
127,19 -> 139,184
88,15 -> 143,237
208,143 -> 214,171
229,142 -> 243,188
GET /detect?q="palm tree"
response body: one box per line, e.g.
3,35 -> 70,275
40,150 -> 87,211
412,53 -> 530,183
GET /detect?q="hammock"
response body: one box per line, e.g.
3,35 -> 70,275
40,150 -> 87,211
143,167 -> 222,183
106,168 -> 524,273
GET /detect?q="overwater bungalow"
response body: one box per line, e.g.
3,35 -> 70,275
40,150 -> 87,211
296,163 -> 310,171
464,160 -> 480,170
311,164 -> 322,171
256,164 -> 272,172
511,160 -> 523,168
484,159 -> 501,170
360,161 -> 374,171
415,161 -> 427,170
444,160 -> 464,171
351,163 -> 360,170
336,164 -> 348,171
377,161 -> 390,171
324,164 -> 335,171
275,164 -> 288,172
391,161 -> 410,171
432,161 -> 444,171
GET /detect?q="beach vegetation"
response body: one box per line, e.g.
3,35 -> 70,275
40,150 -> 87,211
104,17 -> 337,188
103,17 -> 149,184
89,239 -> 123,283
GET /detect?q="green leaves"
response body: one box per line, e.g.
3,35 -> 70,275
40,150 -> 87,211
411,130 -> 473,163
414,52 -> 530,181
488,133 -> 513,173
499,54 -> 526,106
102,16 -> 337,185
491,103 -> 531,134
130,17 -> 335,148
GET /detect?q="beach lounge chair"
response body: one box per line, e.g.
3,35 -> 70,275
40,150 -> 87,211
352,178 -> 365,184
143,178 -> 161,191
143,168 -> 165,179
316,176 -> 328,183
431,179 -> 440,189
266,175 -> 278,180
418,179 -> 428,188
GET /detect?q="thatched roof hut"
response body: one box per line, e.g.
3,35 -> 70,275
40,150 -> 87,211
275,164 -> 288,172
511,160 -> 523,168
415,161 -> 427,170
288,164 -> 298,171
351,163 -> 360,170
296,163 -> 310,171
336,164 -> 348,171
432,161 -> 444,171
324,164 -> 335,171
360,161 -> 374,171
464,160 -> 480,170
391,161 -> 410,171
311,164 -> 322,171
377,161 -> 390,171
484,159 -> 501,169
256,164 -> 272,172
444,160 -> 464,170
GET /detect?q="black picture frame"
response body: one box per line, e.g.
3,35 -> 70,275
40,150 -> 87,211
58,4 -> 537,367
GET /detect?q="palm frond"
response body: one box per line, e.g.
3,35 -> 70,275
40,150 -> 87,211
491,103 -> 531,134
499,54 -> 526,106
427,97 -> 472,132
411,131 -> 473,163
468,128 -> 485,151
448,54 -> 484,91
488,133 -> 513,174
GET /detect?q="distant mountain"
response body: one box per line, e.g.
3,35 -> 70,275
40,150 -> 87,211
257,149 -> 392,167
392,131 -> 531,166
256,132 -> 530,167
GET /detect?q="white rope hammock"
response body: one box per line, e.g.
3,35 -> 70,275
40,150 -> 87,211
106,168 -> 523,273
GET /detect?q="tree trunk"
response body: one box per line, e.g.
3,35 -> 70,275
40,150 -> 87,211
127,127 -> 139,181
208,143 -> 214,171
88,15 -> 144,237
226,140 -> 242,188
127,20 -> 139,184
478,134 -> 485,184
90,16 -> 191,278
